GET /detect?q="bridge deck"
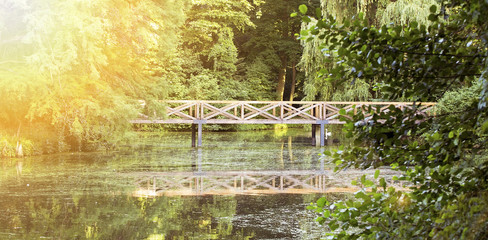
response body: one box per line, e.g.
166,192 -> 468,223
131,100 -> 436,147
131,100 -> 435,125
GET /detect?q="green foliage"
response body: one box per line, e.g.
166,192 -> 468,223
0,0 -> 186,153
435,80 -> 482,115
187,70 -> 222,100
299,0 -> 442,101
331,78 -> 371,101
237,57 -> 276,100
169,0 -> 255,100
300,0 -> 488,238
1,0 -> 308,154
378,0 -> 440,26
236,0 -> 320,101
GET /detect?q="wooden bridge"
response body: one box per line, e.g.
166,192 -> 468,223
131,100 -> 436,147
125,169 -> 407,197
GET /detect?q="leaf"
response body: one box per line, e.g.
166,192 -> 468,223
358,12 -> 364,20
329,220 -> 339,231
380,178 -> 386,188
481,120 -> 488,133
429,5 -> 437,13
391,163 -> 399,169
339,108 -> 346,115
364,180 -> 374,187
432,132 -> 441,140
355,191 -> 367,199
448,131 -> 454,138
317,197 -> 327,207
299,4 -> 308,14
374,169 -> 380,179
428,14 -> 438,22
323,209 -> 330,218
290,12 -> 297,17
315,8 -> 322,19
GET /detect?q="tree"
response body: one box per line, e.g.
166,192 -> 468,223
236,0 -> 320,101
299,0 -> 488,238
168,0 -> 255,100
298,0 -> 441,101
0,0 -> 186,152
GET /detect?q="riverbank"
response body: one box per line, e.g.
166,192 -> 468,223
1,124 -> 346,158
0,125 -> 291,158
0,134 -> 33,158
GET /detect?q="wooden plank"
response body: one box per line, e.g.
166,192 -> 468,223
162,100 -> 436,106
240,102 -> 244,120
205,119 -> 318,124
130,119 -> 194,124
123,170 -> 340,177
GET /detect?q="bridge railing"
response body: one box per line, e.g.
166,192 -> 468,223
132,100 -> 436,124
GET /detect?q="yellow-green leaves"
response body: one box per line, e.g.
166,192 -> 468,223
481,120 -> 488,134
299,4 -> 308,14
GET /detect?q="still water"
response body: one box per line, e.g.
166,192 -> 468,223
0,128 -> 350,239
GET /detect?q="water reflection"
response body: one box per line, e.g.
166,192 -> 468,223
0,129 -> 362,239
127,167 -> 402,197
0,190 -> 334,239
130,147 -> 331,196
130,170 -> 333,197
16,160 -> 23,176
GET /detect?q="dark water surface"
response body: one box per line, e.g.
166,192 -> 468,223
0,128 -> 347,239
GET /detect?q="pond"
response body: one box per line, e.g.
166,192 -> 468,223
0,127 -> 365,239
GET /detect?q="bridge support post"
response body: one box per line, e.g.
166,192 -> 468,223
311,124 -> 316,146
316,120 -> 328,147
198,123 -> 202,147
320,124 -> 325,146
193,120 -> 206,147
191,124 -> 196,147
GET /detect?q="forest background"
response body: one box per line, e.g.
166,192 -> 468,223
0,0 -> 482,159
2,0 -> 487,238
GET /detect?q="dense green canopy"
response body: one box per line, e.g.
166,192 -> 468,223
0,0 -> 321,154
299,0 -> 488,238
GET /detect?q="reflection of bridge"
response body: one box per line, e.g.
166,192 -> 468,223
125,169 -> 407,197
131,101 -> 436,147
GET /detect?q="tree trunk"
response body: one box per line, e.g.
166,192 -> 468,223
276,55 -> 287,101
289,61 -> 296,101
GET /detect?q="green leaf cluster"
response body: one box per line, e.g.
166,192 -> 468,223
300,0 -> 488,238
